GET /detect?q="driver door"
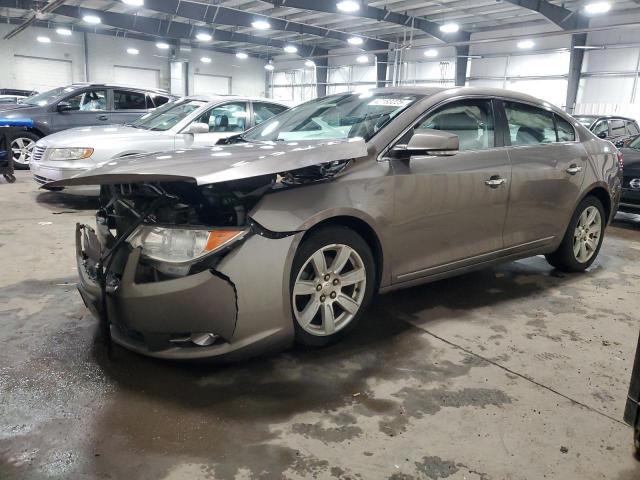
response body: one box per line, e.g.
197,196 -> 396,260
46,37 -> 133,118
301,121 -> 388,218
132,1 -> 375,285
53,88 -> 110,130
175,101 -> 249,148
389,98 -> 511,283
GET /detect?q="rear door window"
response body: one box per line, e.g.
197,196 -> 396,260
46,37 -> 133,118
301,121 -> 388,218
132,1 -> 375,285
194,102 -> 249,133
611,119 -> 626,136
114,90 -> 147,110
626,121 -> 639,136
555,115 -> 576,142
593,120 -> 609,136
253,102 -> 289,125
504,101 -> 556,146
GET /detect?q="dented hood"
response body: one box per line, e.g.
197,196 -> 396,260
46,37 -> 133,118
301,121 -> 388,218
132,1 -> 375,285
46,138 -> 368,188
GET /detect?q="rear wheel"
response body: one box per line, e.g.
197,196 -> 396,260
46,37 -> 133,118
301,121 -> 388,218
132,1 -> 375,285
10,132 -> 40,169
290,226 -> 375,347
545,196 -> 605,272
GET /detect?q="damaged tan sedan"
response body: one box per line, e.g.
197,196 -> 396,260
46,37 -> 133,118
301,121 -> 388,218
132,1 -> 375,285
50,87 -> 621,360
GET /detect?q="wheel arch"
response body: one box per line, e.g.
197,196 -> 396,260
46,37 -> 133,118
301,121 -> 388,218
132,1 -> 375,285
581,184 -> 613,224
299,215 -> 385,292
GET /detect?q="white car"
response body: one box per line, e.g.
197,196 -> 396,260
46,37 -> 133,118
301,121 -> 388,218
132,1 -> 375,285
29,95 -> 289,194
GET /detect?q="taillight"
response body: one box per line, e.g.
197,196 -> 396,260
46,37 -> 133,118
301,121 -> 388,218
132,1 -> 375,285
617,150 -> 624,170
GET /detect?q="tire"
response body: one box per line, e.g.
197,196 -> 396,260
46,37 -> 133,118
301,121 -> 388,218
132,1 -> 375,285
289,226 -> 376,347
545,196 -> 606,272
10,131 -> 40,169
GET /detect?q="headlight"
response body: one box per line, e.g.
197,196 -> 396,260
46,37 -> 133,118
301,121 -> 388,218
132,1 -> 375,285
127,226 -> 247,265
45,147 -> 94,161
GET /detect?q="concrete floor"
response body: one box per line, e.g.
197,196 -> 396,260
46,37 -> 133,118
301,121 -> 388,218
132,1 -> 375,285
1,170 -> 639,480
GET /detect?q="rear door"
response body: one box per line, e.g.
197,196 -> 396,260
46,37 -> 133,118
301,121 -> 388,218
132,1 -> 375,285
111,89 -> 149,124
251,101 -> 289,128
53,87 -> 110,130
501,100 -> 586,248
390,97 -> 512,282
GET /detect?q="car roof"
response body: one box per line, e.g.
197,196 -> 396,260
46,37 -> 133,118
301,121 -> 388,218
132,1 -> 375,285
69,83 -> 171,95
575,114 -> 636,121
183,94 -> 289,105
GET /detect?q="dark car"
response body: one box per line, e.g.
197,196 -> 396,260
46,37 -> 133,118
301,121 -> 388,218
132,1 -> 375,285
0,83 -> 174,168
618,135 -> 640,213
0,88 -> 36,97
624,331 -> 640,456
575,115 -> 640,149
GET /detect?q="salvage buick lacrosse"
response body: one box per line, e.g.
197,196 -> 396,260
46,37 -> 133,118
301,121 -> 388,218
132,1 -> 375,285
50,87 -> 621,360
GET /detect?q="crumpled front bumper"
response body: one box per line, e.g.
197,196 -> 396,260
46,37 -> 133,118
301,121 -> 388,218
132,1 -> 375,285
75,222 -> 301,360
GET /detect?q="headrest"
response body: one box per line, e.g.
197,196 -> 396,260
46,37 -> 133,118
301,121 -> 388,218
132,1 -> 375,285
434,112 -> 478,132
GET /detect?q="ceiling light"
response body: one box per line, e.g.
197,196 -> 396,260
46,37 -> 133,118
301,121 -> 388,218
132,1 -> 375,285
236,52 -> 248,59
439,23 -> 459,33
37,36 -> 51,43
347,36 -> 363,45
584,2 -> 611,14
56,28 -> 72,36
264,63 -> 275,71
196,32 -> 212,41
337,0 -> 360,12
83,15 -> 101,24
126,47 -> 139,55
356,55 -> 369,63
284,45 -> 298,53
122,0 -> 144,5
156,42 -> 170,50
424,49 -> 438,58
305,59 -> 316,67
201,57 -> 212,63
517,39 -> 535,49
252,20 -> 271,30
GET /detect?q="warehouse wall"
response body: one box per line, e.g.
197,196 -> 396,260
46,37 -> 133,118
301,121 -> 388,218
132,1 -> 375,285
0,24 -> 267,97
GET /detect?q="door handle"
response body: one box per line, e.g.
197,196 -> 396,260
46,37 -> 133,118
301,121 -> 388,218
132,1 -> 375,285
97,115 -> 109,121
566,164 -> 583,175
485,176 -> 507,188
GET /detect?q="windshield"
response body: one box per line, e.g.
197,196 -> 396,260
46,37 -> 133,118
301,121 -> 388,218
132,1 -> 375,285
243,92 -> 420,142
629,135 -> 640,149
129,99 -> 206,131
575,117 -> 595,128
22,86 -> 75,106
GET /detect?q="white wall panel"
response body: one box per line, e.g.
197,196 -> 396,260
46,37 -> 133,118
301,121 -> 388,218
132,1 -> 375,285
582,49 -> 640,73
578,76 -> 636,104
193,74 -> 231,95
508,52 -> 569,77
506,78 -> 568,108
12,55 -> 73,91
114,66 -> 160,89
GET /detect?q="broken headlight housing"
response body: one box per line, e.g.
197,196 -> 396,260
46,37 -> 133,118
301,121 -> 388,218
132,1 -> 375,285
127,226 -> 248,276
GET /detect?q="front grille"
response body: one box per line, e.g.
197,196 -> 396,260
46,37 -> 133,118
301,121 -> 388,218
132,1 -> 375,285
31,145 -> 46,163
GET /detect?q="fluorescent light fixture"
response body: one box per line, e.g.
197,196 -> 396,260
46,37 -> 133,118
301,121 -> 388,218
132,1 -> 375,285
83,15 -> 101,24
252,20 -> 271,30
126,47 -> 139,55
305,59 -> 316,67
439,23 -> 459,33
284,45 -> 298,53
337,0 -> 360,12
156,42 -> 170,50
56,28 -> 72,36
264,63 -> 275,71
517,39 -> 535,49
236,52 -> 248,59
573,45 -> 602,50
347,36 -> 364,46
584,2 -> 611,14
122,0 -> 144,5
201,56 -> 212,63
37,36 -> 51,43
424,49 -> 438,58
196,32 -> 212,41
356,55 -> 369,63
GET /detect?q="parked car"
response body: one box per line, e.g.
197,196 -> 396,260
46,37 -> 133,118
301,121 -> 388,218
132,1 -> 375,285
574,115 -> 640,148
0,83 -> 174,168
30,95 -> 289,194
624,330 -> 640,456
616,134 -> 640,213
0,95 -> 29,105
49,87 -> 621,360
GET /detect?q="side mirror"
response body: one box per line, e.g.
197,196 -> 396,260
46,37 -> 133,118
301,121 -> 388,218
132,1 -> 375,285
185,122 -> 210,134
597,132 -> 607,139
392,130 -> 459,158
57,101 -> 76,112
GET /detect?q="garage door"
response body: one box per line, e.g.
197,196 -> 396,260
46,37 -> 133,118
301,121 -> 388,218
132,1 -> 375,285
12,55 -> 73,92
114,66 -> 160,89
194,74 -> 231,95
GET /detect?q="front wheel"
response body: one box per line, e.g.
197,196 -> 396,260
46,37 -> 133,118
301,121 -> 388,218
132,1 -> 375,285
290,226 -> 376,347
545,196 -> 606,272
10,132 -> 40,169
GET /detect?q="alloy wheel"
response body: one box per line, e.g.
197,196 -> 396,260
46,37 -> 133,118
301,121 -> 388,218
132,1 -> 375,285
11,137 -> 35,166
292,243 -> 367,336
573,205 -> 602,263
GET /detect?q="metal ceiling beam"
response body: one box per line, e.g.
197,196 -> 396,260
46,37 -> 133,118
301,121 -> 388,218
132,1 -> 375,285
141,0 -> 390,51
48,4 -> 327,58
3,0 -> 65,39
502,0 -> 588,30
263,0 -> 471,44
